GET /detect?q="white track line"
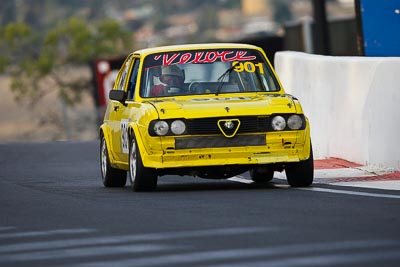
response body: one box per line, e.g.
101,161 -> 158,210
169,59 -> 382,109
299,187 -> 400,199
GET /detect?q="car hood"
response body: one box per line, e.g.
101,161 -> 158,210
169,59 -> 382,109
149,94 -> 303,119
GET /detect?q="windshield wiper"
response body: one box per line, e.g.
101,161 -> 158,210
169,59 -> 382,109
215,62 -> 239,96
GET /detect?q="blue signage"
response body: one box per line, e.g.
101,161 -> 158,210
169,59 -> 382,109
360,0 -> 400,56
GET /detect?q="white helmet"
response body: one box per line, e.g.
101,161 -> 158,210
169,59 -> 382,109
159,65 -> 184,90
160,65 -> 184,79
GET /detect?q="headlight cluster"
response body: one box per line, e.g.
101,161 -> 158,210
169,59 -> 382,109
150,119 -> 187,136
271,114 -> 304,131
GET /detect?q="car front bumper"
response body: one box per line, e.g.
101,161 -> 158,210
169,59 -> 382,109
140,130 -> 311,169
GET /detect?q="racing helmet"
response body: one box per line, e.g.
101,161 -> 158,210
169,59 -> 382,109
159,65 -> 184,88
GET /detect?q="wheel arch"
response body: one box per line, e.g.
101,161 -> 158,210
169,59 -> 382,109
127,122 -> 152,165
300,117 -> 312,161
99,124 -> 116,165
127,123 -> 142,150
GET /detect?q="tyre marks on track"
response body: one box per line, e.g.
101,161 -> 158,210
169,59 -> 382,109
0,226 -> 272,266
1,226 -> 400,267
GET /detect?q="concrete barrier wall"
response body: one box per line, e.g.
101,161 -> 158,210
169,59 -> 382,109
274,51 -> 400,171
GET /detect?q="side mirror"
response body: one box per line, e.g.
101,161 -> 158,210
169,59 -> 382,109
109,90 -> 127,104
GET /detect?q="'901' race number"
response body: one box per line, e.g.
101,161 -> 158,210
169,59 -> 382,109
232,61 -> 264,74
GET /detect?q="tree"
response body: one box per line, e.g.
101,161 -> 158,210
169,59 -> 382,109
0,17 -> 132,105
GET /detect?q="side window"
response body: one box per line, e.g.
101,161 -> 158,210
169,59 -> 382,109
127,59 -> 140,100
116,57 -> 132,91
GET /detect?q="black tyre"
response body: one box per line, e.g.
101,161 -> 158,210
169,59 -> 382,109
129,136 -> 158,192
285,145 -> 314,187
100,135 -> 127,187
250,165 -> 274,183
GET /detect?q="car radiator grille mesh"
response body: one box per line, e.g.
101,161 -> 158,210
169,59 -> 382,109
186,116 -> 269,135
173,116 -> 269,149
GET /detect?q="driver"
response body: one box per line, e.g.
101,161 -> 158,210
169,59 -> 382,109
150,65 -> 184,96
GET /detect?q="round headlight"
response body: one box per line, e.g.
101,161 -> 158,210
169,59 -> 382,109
271,115 -> 286,131
287,115 -> 303,130
170,120 -> 186,135
153,121 -> 169,136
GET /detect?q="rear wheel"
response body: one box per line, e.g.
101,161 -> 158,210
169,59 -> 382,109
285,145 -> 314,187
129,135 -> 158,191
100,135 -> 127,187
250,165 -> 274,183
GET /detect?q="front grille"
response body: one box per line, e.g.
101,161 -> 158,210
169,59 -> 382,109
175,135 -> 266,149
186,116 -> 269,135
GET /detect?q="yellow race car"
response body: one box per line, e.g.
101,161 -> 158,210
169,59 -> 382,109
100,43 -> 313,191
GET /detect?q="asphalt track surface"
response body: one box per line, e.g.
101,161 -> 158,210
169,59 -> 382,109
0,141 -> 399,267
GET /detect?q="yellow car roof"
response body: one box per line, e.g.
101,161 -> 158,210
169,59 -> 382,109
132,43 -> 263,57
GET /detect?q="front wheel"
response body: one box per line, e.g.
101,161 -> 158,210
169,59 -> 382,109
100,135 -> 127,187
129,136 -> 158,192
285,145 -> 314,187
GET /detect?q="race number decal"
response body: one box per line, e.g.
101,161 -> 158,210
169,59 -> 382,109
121,119 -> 129,154
232,61 -> 264,74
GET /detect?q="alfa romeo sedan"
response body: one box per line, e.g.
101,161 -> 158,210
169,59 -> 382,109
100,43 -> 313,191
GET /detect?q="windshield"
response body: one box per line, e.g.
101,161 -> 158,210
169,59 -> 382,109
140,49 -> 280,98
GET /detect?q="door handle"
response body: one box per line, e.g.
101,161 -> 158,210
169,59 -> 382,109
114,106 -> 119,111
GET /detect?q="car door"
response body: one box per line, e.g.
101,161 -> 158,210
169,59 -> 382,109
119,57 -> 141,163
109,55 -> 134,162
